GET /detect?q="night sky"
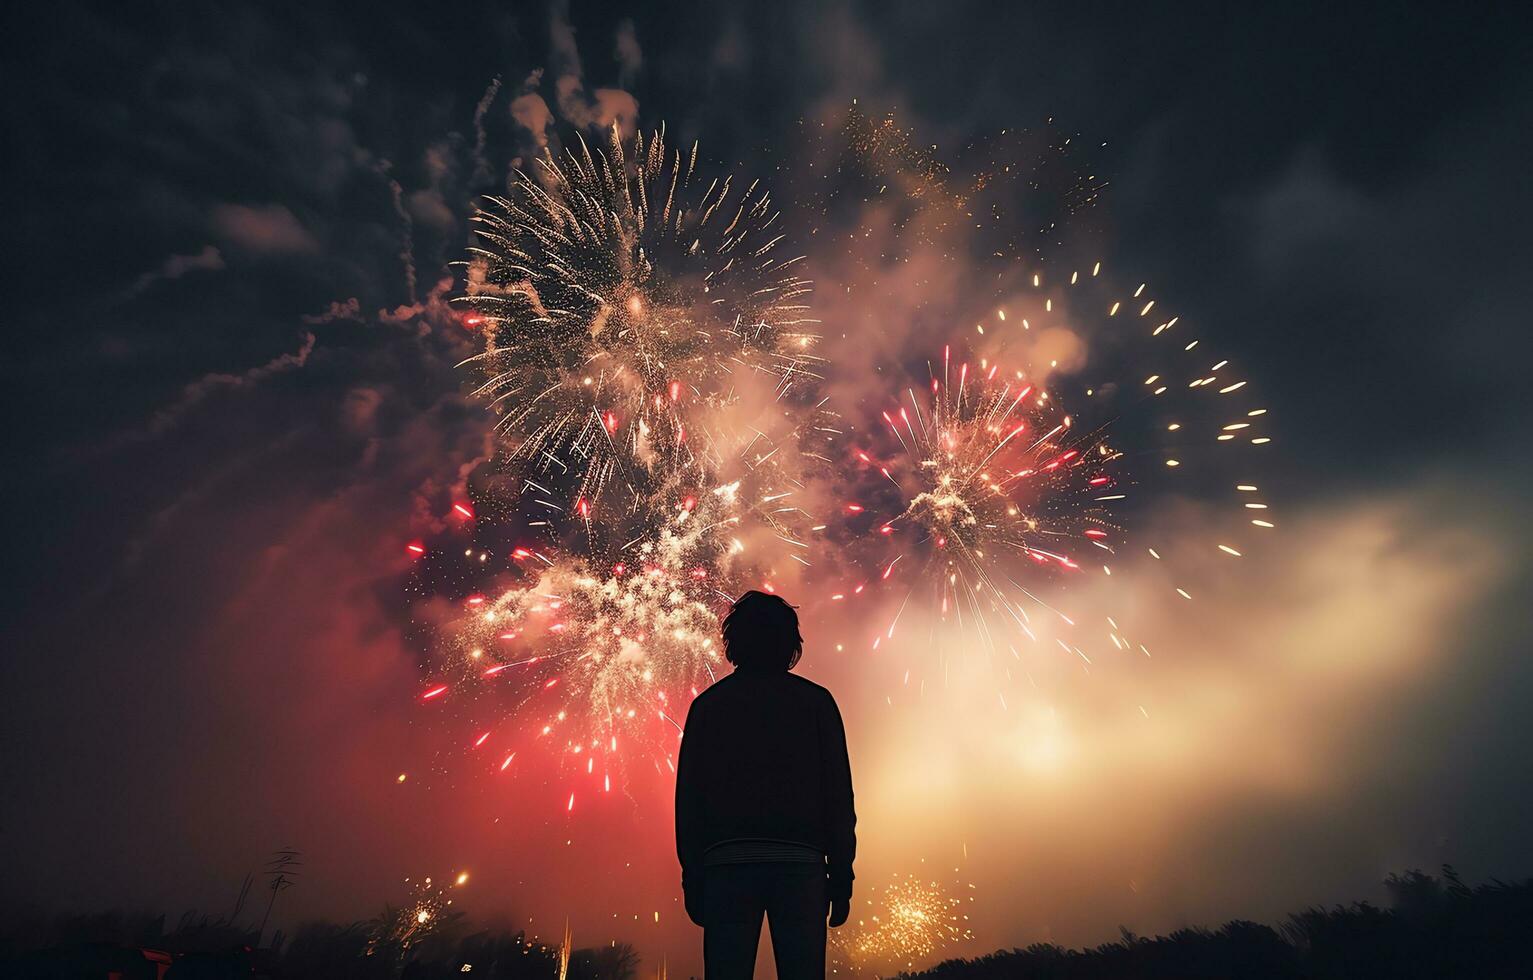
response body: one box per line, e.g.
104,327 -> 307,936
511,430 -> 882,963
3,2 -> 1532,975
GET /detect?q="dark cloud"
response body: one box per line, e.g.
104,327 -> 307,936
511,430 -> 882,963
127,245 -> 226,296
212,203 -> 321,254
614,19 -> 643,86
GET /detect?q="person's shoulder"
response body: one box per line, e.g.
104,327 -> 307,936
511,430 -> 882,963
785,671 -> 837,702
690,671 -> 737,706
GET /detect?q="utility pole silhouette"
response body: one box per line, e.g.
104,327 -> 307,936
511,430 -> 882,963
257,847 -> 302,947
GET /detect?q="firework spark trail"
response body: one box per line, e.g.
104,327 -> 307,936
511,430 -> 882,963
453,125 -> 824,520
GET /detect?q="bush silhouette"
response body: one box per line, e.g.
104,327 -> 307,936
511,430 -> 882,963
3,867 -> 1528,978
898,867 -> 1530,980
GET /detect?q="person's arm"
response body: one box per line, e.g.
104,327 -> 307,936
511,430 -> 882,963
675,698 -> 705,890
821,692 -> 857,903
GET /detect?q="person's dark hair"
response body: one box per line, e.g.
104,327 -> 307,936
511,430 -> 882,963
721,591 -> 803,670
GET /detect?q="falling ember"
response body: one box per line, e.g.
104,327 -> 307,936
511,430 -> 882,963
421,685 -> 449,701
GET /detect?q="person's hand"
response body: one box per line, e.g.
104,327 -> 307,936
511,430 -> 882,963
828,896 -> 850,928
684,880 -> 706,926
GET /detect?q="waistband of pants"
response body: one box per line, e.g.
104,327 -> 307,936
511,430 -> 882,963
703,839 -> 825,865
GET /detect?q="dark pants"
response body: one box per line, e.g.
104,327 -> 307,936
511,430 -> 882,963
702,863 -> 828,980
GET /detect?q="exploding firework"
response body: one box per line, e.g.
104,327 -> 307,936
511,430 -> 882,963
865,344 -> 1118,640
454,125 -> 823,524
811,107 -> 1275,694
369,872 -> 470,957
832,870 -> 975,974
849,278 -> 1274,685
411,416 -> 843,800
416,482 -> 759,801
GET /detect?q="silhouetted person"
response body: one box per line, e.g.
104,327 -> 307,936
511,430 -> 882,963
675,591 -> 856,979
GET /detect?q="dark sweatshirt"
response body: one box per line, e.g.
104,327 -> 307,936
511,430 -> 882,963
675,667 -> 857,900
